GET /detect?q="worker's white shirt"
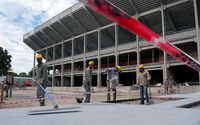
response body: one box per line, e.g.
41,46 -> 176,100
138,70 -> 151,86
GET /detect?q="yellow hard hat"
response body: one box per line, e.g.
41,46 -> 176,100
115,66 -> 122,71
37,54 -> 43,59
88,61 -> 94,65
138,64 -> 144,69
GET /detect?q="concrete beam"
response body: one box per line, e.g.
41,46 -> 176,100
58,20 -> 75,36
70,14 -> 87,32
29,37 -> 43,49
34,34 -> 49,47
49,26 -> 65,40
128,0 -> 139,14
165,10 -> 177,32
24,39 -> 39,50
84,6 -> 101,27
41,30 -> 55,44
140,0 -> 190,17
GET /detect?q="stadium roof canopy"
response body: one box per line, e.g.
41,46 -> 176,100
23,0 -> 199,51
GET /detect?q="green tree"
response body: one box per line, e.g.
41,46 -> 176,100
18,72 -> 27,77
28,69 -> 33,77
0,47 -> 12,76
12,72 -> 18,77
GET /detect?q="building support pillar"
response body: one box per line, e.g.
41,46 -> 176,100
83,33 -> 87,86
193,0 -> 200,83
161,4 -> 168,83
115,23 -> 119,66
33,51 -> 36,78
97,27 -> 101,87
52,45 -> 55,87
71,37 -> 74,87
136,14 -> 140,84
61,41 -> 64,87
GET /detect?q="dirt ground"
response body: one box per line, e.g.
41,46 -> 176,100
0,88 -> 140,109
0,87 -> 172,109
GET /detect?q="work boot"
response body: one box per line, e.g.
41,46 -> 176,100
113,93 -> 116,103
40,102 -> 45,106
139,102 -> 144,104
76,97 -> 83,103
107,93 -> 111,102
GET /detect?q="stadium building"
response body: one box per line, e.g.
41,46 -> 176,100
23,0 -> 200,87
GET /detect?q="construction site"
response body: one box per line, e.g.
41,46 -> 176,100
23,0 -> 200,87
0,0 -> 200,125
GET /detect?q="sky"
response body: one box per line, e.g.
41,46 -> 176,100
0,0 -> 78,74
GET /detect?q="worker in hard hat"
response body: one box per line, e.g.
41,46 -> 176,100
5,69 -> 14,97
106,66 -> 122,102
137,64 -> 151,104
82,60 -> 94,103
164,76 -> 177,94
35,54 -> 48,106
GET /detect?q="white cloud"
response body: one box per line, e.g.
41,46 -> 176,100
0,0 -> 78,74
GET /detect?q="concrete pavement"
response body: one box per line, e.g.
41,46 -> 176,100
0,93 -> 200,125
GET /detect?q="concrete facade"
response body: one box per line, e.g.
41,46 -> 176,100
23,0 -> 200,87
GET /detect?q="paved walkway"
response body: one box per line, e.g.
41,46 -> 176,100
0,93 -> 200,125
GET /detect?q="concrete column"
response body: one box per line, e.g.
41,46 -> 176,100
45,48 -> 48,63
33,51 -> 36,78
61,42 -> 64,87
115,23 -> 119,66
136,14 -> 140,84
97,27 -> 101,87
71,38 -> 74,87
97,57 -> 101,87
83,33 -> 87,82
71,63 -> 74,87
45,48 -> 49,85
193,0 -> 200,82
161,4 -> 168,83
52,45 -> 55,87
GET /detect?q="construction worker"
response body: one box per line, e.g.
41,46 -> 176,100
137,64 -> 151,104
163,78 -> 169,94
5,69 -> 14,97
106,66 -> 122,102
164,76 -> 177,94
35,54 -> 48,106
82,60 -> 94,103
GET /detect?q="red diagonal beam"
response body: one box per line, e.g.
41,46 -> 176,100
79,0 -> 200,72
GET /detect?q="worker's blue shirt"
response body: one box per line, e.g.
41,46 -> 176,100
106,68 -> 117,80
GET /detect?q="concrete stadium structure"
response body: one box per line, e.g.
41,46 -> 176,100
23,0 -> 200,87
